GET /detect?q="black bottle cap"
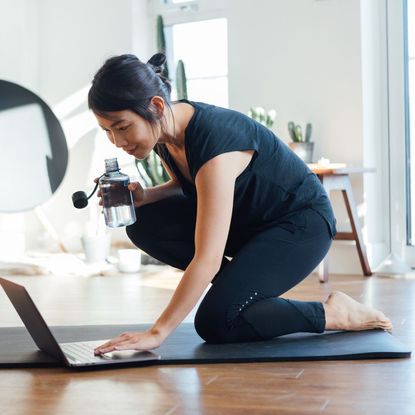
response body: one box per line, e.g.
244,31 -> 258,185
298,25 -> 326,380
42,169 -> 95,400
72,191 -> 89,209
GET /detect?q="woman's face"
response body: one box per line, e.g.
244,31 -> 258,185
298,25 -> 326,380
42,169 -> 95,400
94,109 -> 160,160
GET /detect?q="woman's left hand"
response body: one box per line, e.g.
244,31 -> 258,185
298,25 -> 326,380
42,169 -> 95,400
93,329 -> 165,355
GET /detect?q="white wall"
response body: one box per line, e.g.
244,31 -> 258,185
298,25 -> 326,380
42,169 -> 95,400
0,0 -> 40,89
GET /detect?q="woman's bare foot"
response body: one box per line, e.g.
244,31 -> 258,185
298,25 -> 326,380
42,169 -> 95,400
322,291 -> 393,332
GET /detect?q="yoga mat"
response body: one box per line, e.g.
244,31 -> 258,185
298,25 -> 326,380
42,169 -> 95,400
0,323 -> 410,369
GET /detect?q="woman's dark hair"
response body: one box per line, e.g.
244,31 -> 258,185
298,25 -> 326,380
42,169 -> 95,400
88,53 -> 172,131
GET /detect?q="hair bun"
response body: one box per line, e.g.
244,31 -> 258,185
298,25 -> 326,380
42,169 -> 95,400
147,53 -> 167,73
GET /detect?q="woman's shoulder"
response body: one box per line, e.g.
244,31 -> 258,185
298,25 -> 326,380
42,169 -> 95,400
176,99 -> 247,118
177,100 -> 256,136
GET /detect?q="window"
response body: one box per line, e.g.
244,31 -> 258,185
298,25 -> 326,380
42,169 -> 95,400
406,0 -> 415,244
152,0 -> 228,107
162,0 -> 195,3
169,18 -> 228,107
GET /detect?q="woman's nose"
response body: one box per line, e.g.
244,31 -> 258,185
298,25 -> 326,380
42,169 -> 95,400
112,134 -> 128,148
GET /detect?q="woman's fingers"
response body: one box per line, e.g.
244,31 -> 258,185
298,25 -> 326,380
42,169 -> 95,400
114,344 -> 135,351
114,337 -> 151,352
97,189 -> 103,206
94,333 -> 146,354
96,341 -> 132,355
94,331 -> 162,355
127,182 -> 146,207
114,340 -> 137,351
95,180 -> 102,205
94,334 -> 129,354
94,340 -> 117,353
128,182 -> 139,191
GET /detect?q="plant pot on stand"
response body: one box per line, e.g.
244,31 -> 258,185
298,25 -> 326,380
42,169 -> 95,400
287,121 -> 314,163
288,142 -> 314,163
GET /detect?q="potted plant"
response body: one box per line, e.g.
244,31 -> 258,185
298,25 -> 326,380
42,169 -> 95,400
287,121 -> 314,163
248,107 -> 276,129
176,59 -> 188,100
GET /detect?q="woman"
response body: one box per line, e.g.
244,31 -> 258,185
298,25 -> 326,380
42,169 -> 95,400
89,53 -> 392,356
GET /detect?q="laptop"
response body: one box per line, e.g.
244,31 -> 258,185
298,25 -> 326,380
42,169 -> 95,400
0,277 -> 161,368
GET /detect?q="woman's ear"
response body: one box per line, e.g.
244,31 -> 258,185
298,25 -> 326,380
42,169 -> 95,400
149,96 -> 165,119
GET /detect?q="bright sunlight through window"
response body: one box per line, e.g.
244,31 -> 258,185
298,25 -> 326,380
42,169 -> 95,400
171,18 -> 228,108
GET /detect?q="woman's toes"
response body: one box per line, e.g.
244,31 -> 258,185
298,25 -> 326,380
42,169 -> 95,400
323,290 -> 394,333
379,319 -> 393,331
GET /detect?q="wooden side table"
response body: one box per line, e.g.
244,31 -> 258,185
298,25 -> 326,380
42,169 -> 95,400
307,163 -> 375,283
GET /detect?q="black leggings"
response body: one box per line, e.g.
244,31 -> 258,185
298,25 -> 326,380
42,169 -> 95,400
126,194 -> 333,343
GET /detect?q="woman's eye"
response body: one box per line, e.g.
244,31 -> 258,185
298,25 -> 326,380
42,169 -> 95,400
118,125 -> 130,131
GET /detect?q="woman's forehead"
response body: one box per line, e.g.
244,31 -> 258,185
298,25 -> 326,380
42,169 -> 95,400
95,109 -> 133,121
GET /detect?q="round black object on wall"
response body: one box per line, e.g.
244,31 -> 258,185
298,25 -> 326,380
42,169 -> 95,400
0,80 -> 68,212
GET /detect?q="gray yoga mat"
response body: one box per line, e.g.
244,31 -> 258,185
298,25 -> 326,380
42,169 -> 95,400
0,323 -> 410,369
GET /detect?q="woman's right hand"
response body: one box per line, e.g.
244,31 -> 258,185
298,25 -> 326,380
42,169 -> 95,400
127,181 -> 147,207
94,178 -> 147,208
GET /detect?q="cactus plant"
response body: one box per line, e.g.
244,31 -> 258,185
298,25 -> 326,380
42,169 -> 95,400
248,107 -> 276,129
288,121 -> 313,143
294,125 -> 303,142
305,123 -> 312,143
288,121 -> 296,141
176,59 -> 188,100
156,15 -> 170,81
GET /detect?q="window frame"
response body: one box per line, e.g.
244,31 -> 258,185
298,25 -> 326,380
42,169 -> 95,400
150,0 -> 229,106
150,0 -> 227,26
404,0 -> 414,246
385,0 -> 415,265
403,0 -> 415,263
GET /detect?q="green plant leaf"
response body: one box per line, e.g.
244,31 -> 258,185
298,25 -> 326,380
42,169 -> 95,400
288,121 -> 298,142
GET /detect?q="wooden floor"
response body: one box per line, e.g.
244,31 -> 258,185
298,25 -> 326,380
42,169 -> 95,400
0,264 -> 414,415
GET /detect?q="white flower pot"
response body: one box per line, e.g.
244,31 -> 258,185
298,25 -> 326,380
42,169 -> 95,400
288,142 -> 314,163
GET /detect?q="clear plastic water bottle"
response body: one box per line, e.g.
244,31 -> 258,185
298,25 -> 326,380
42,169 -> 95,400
99,158 -> 136,228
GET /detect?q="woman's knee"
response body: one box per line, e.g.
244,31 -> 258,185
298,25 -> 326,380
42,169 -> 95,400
194,302 -> 230,344
194,312 -> 225,344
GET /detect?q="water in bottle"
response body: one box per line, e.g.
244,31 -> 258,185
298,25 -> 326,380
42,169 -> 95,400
99,158 -> 136,227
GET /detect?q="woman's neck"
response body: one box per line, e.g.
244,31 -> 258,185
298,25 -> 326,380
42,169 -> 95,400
158,102 -> 194,152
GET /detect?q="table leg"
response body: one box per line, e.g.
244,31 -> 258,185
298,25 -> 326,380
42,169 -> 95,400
318,174 -> 372,282
340,177 -> 372,276
318,255 -> 330,283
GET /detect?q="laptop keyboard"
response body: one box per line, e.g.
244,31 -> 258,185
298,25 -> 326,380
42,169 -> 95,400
60,341 -> 112,363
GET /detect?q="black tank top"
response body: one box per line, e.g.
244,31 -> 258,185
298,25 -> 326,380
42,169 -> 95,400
154,99 -> 337,239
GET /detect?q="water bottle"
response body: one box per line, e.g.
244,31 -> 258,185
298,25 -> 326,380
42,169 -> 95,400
99,158 -> 136,227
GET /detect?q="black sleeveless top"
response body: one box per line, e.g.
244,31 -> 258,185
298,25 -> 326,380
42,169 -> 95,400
153,99 -> 337,239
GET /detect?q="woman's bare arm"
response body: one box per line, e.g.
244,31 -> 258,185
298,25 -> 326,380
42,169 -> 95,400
138,158 -> 183,207
139,179 -> 183,207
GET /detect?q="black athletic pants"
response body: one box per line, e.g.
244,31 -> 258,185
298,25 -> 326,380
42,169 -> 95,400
126,194 -> 333,343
